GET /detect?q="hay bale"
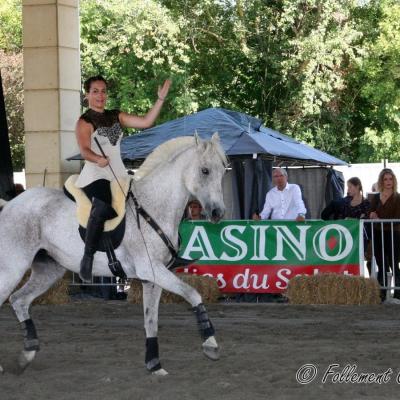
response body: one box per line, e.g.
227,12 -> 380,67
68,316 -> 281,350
9,271 -> 71,305
127,273 -> 220,304
286,273 -> 381,305
35,275 -> 71,305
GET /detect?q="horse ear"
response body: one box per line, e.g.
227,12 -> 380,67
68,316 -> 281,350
211,132 -> 220,144
194,131 -> 203,148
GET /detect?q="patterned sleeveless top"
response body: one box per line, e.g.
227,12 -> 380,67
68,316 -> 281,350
74,109 -> 128,188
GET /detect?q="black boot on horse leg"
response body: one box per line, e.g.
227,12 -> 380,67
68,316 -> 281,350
79,197 -> 117,282
193,303 -> 219,360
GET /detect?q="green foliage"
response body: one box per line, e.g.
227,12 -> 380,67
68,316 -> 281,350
352,0 -> 400,162
0,1 -> 23,170
80,0 -> 191,123
0,50 -> 24,170
0,0 -> 22,52
160,0 -> 400,163
1,0 -> 400,166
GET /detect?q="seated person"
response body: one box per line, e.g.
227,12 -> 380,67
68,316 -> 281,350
322,177 -> 370,220
253,167 -> 306,221
185,199 -> 206,220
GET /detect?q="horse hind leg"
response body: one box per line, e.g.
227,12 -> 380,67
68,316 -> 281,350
0,256 -> 33,374
0,255 -> 33,309
141,282 -> 168,376
8,253 -> 66,373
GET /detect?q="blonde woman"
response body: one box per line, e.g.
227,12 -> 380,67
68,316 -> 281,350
369,169 -> 400,300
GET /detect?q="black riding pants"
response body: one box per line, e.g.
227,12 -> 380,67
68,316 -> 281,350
373,229 -> 400,289
82,179 -> 112,206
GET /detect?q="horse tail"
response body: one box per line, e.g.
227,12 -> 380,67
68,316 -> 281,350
0,198 -> 8,211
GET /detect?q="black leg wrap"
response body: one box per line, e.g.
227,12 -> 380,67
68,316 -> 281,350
145,337 -> 161,372
21,319 -> 40,351
193,303 -> 215,340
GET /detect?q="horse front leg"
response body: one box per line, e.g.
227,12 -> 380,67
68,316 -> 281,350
192,303 -> 219,361
141,281 -> 168,376
141,267 -> 220,362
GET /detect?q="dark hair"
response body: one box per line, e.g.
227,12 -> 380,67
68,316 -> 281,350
188,199 -> 202,208
347,177 -> 363,195
83,75 -> 107,93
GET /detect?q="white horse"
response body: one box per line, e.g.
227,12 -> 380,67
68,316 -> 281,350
0,133 -> 226,375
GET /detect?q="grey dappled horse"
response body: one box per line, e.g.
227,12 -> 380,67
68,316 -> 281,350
0,134 -> 226,375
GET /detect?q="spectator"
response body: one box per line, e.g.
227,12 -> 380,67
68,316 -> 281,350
253,167 -> 306,221
321,177 -> 370,220
369,168 -> 400,300
185,199 -> 206,220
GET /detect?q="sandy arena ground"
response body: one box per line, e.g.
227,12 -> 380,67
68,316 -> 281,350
1,300 -> 400,400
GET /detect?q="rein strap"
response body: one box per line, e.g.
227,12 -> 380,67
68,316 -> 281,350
127,188 -> 178,262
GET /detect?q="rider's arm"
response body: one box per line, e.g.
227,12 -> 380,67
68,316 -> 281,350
75,118 -> 108,167
119,79 -> 171,129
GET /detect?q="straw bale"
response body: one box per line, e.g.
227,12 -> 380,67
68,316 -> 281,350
286,273 -> 381,305
127,273 -> 220,304
9,270 -> 71,305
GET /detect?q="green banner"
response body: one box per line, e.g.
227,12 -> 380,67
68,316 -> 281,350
177,220 -> 361,293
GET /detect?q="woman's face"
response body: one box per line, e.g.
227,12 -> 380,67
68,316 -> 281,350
347,182 -> 360,197
86,80 -> 107,112
382,173 -> 394,191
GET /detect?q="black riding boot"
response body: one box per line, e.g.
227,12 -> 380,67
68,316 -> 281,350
79,197 -> 117,282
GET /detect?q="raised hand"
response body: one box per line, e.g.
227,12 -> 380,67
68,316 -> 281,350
158,79 -> 172,101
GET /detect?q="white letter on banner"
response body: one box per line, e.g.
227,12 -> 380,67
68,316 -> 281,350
313,224 -> 353,262
216,273 -> 227,289
272,225 -> 311,261
251,273 -> 270,289
181,226 -> 217,260
220,225 -> 247,261
250,225 -> 270,261
276,268 -> 292,289
232,268 -> 251,289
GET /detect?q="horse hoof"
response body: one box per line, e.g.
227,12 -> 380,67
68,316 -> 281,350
202,336 -> 220,361
17,350 -> 36,371
152,368 -> 168,376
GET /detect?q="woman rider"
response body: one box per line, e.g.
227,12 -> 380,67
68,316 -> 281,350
75,75 -> 171,282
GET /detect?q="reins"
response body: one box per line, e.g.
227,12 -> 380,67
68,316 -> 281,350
126,180 -> 178,267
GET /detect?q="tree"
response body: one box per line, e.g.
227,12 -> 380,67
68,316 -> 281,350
0,50 -> 24,170
162,0 -> 365,160
0,0 -> 23,170
350,0 -> 400,162
80,0 -> 191,123
0,0 -> 22,52
1,0 -> 400,166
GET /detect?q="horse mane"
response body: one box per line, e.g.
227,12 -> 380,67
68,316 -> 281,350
134,135 -> 227,181
134,136 -> 196,180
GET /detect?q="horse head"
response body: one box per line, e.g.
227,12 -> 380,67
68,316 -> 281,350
183,133 -> 227,222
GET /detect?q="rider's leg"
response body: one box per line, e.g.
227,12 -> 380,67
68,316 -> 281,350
80,180 -> 116,282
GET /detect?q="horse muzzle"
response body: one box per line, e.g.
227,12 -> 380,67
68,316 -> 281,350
206,205 -> 224,223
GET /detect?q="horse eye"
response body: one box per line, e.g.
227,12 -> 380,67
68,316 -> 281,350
201,167 -> 209,175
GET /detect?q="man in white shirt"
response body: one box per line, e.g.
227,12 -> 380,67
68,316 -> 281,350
253,168 -> 307,221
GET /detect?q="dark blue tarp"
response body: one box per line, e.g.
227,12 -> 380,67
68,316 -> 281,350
119,108 -> 347,166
